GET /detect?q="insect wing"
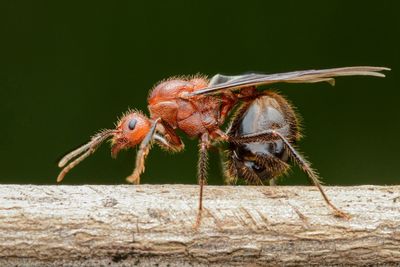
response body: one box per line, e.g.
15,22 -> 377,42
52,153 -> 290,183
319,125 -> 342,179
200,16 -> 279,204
191,66 -> 390,96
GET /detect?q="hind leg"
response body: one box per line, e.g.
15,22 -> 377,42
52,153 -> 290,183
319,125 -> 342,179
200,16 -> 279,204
228,129 -> 349,219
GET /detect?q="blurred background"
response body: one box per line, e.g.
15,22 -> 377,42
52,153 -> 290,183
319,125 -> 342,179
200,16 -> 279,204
0,1 -> 398,185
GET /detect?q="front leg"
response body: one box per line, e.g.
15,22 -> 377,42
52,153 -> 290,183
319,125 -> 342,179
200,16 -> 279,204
126,118 -> 160,184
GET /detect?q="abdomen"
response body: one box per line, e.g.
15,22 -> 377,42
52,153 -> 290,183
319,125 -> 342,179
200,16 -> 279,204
225,92 -> 301,184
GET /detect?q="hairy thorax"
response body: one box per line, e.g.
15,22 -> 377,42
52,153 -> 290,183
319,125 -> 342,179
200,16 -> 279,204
148,77 -> 221,138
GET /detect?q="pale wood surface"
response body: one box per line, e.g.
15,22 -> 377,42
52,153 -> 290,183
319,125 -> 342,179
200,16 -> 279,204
0,184 -> 399,266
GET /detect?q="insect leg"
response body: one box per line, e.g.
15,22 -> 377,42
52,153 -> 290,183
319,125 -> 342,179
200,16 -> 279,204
195,132 -> 210,228
218,147 -> 237,185
126,118 -> 160,184
272,131 -> 350,219
226,129 -> 349,219
155,123 -> 185,152
221,129 -> 282,144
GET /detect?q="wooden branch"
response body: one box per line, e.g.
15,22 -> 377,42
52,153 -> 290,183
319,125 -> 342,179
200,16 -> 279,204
0,185 -> 399,266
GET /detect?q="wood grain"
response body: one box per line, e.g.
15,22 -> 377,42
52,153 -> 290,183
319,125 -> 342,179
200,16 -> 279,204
0,185 -> 399,266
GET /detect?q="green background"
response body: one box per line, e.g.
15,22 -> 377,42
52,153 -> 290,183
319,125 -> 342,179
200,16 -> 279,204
0,1 -> 398,185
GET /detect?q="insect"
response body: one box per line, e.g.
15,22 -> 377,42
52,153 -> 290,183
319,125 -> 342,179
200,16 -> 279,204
57,66 -> 389,223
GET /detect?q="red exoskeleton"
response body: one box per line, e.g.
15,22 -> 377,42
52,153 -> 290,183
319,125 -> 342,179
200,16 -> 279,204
57,66 -> 389,223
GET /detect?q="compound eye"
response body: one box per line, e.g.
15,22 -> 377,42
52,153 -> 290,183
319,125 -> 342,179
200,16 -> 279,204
128,119 -> 137,130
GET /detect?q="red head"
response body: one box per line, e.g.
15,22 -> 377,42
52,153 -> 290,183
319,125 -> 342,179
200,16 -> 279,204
111,111 -> 152,157
57,110 -> 151,182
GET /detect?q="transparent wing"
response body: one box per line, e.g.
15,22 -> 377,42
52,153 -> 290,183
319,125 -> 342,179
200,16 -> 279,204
190,66 -> 390,96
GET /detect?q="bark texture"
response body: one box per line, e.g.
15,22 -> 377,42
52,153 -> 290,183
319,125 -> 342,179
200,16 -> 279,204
0,184 -> 399,266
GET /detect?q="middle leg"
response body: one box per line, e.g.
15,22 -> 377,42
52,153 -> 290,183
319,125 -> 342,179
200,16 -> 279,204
195,132 -> 210,228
